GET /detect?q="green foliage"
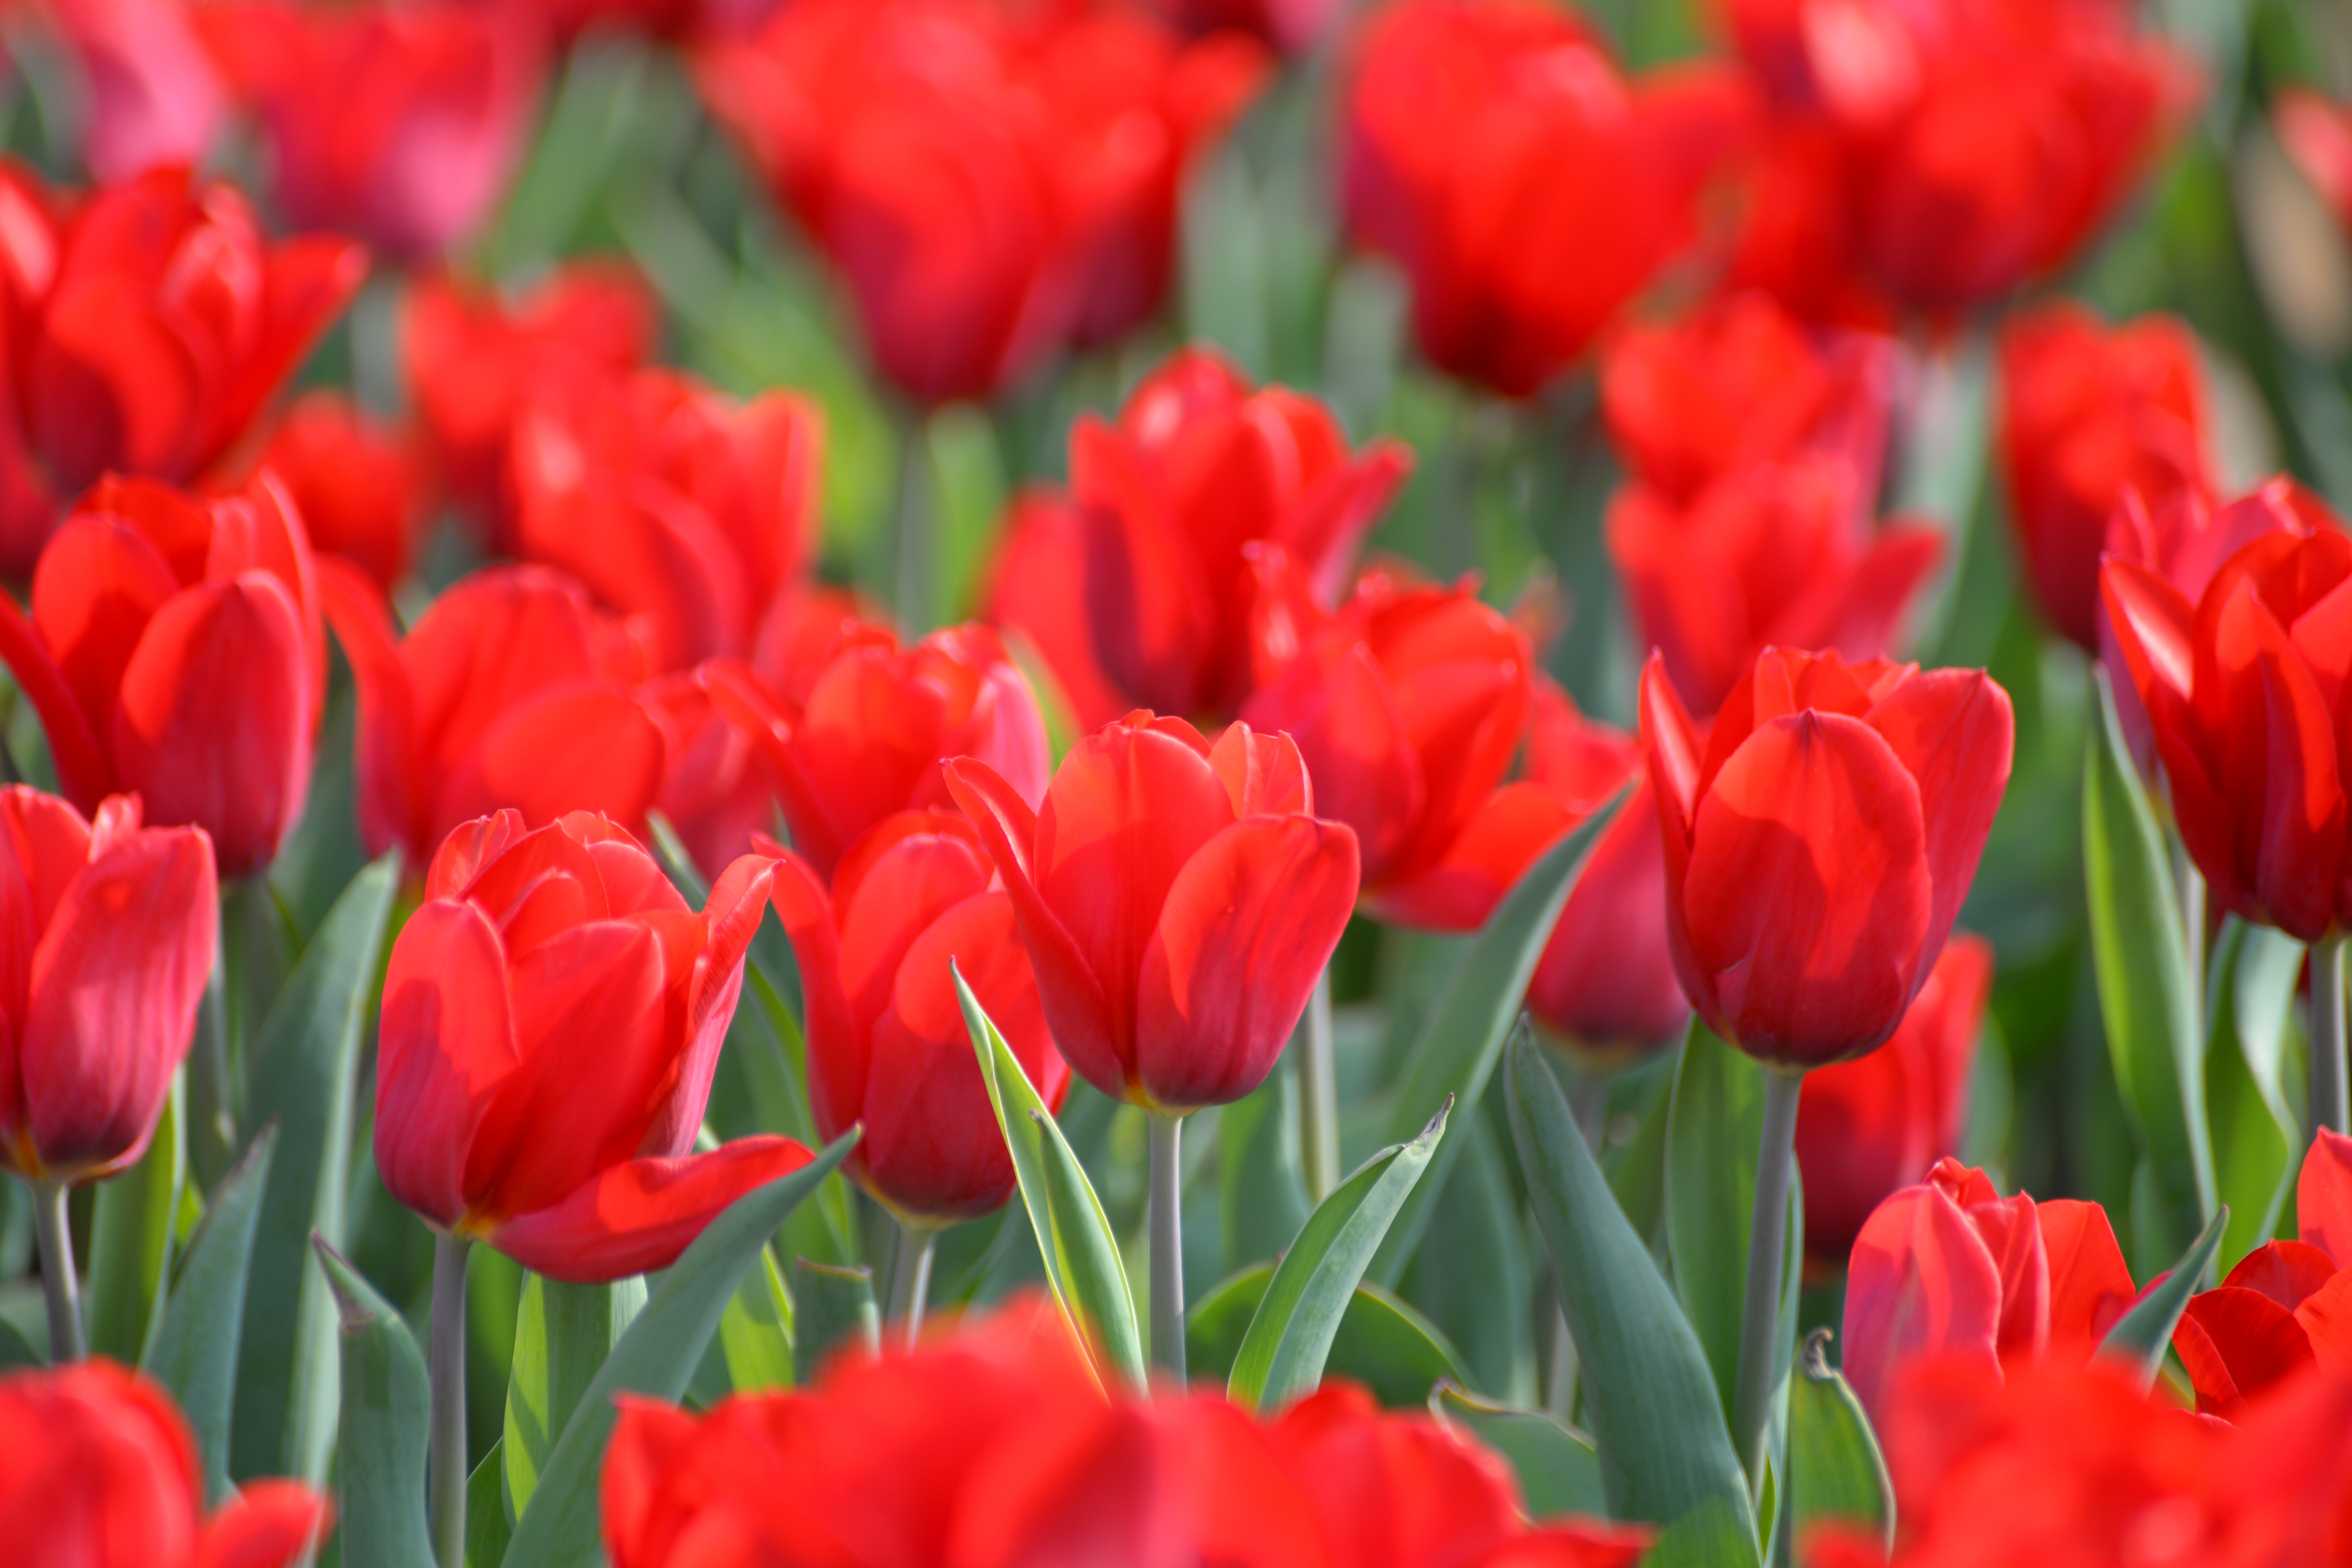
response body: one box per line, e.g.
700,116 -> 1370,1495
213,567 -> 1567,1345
145,1128 -> 276,1503
317,1239 -> 436,1568
1190,1268 -> 1468,1409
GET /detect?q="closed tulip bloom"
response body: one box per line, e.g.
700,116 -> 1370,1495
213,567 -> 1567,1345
0,474 -> 323,879
1610,456 -> 1945,717
768,812 -> 1063,1223
0,163 -> 365,575
1642,648 -> 2013,1068
1341,0 -> 1757,398
45,0 -> 225,181
249,391 -> 423,592
984,489 -> 1132,734
1796,936 -> 1991,1268
508,369 -> 823,672
319,562 -> 667,872
0,1359 -> 329,1568
198,0 -> 542,260
1998,304 -> 2213,649
377,810 -> 808,1282
0,789 -> 214,1186
704,621 -> 1050,884
948,713 -> 1358,1111
1072,348 -> 1411,722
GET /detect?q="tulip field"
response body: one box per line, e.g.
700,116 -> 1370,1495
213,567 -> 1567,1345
11,0 -> 2352,1562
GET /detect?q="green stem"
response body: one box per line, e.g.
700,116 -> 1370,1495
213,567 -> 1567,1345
1731,1069 -> 1805,1486
895,412 -> 933,637
31,1181 -> 83,1362
2312,933 -> 2348,1142
1298,970 -> 1340,1204
1148,1112 -> 1187,1380
886,1221 -> 938,1349
428,1235 -> 471,1568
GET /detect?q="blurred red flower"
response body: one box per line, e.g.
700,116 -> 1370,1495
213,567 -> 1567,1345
1145,0 -> 1337,53
2277,88 -> 2352,237
40,0 -> 224,181
248,391 -> 423,593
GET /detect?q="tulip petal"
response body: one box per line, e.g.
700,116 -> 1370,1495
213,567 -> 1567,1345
2037,1197 -> 2138,1350
433,683 -> 667,850
700,656 -> 846,875
1637,651 -> 1703,838
1365,780 -> 1578,935
1824,522 -> 1945,663
1134,815 -> 1359,1110
1208,720 -> 1316,821
1074,418 -> 1218,715
376,898 -> 519,1228
2172,1287 -> 2314,1415
0,787 -> 99,1033
1842,1181 -> 2003,1424
2302,1128 -> 2352,1265
2223,1239 -> 2341,1312
2294,1268 -> 2352,1372
1863,668 -> 2016,975
28,510 -> 179,746
2210,585 -> 2345,938
0,590 -> 114,813
489,1135 -> 816,1285
194,1479 -> 331,1568
315,555 -> 422,861
764,848 -> 865,1149
646,851 -> 780,1157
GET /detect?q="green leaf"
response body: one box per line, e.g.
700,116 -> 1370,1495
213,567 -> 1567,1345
1217,1056 -> 1310,1277
2082,669 -> 2216,1268
315,1238 -> 434,1568
232,857 -> 399,1486
1788,1331 -> 1893,1547
2098,1203 -> 2230,1385
1398,1112 -> 1533,1401
1665,1020 -> 1768,1433
503,1274 -> 646,1522
144,1126 -> 276,1503
0,1313 -> 42,1370
718,1249 -> 797,1393
955,964 -> 1145,1388
1190,1267 -> 1468,1407
1369,798 -> 1622,1289
1229,1101 -> 1451,1412
791,1257 -> 878,1388
87,1083 -> 181,1365
500,1130 -> 857,1568
1429,1383 -> 1606,1518
2207,919 -> 2304,1271
1504,1035 -> 1758,1559
468,1440 -> 512,1568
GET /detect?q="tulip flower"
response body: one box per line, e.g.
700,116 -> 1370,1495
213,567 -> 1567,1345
0,474 -> 324,879
983,490 -> 1131,734
0,1359 -> 329,1565
507,369 -> 824,672
1998,304 -> 2213,649
376,808 -> 808,1280
2168,1130 -> 2352,1417
1840,1159 -> 2138,1424
1146,0 -> 1337,53
2278,88 -> 2352,239
44,0 -> 224,181
318,561 -> 667,872
704,621 -> 1049,884
402,263 -> 657,537
0,163 -> 365,575
1609,457 -> 1944,719
248,391 -> 423,592
696,0 -> 1266,405
197,0 -> 542,260
767,811 -> 1062,1228
1341,0 -> 1756,398
1719,123 -> 1896,333
1599,292 -> 1896,506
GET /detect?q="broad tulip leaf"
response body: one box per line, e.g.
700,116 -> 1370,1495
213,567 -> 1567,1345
1505,1034 -> 1760,1561
1191,1268 -> 1468,1407
88,1084 -> 181,1365
956,964 -> 1146,1388
1398,1113 -> 1532,1400
718,1249 -> 797,1392
468,1441 -> 512,1568
1230,1100 -> 1451,1412
503,1273 -> 646,1521
2083,670 -> 2216,1268
144,1126 -> 275,1503
2208,920 -> 2303,1272
791,1257 -> 879,1387
232,856 -> 399,1486
315,1239 -> 435,1568
500,1129 -> 857,1568
1369,797 -> 1621,1289
1429,1383 -> 1607,1518
1788,1331 -> 1894,1547
2099,1203 -> 2230,1385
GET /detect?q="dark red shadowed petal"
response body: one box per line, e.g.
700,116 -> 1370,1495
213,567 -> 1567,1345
491,1135 -> 815,1284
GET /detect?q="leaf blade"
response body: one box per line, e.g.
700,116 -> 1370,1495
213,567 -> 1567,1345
144,1125 -> 276,1503
315,1238 -> 435,1568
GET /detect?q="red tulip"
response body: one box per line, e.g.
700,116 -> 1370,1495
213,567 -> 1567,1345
2277,88 -> 2352,238
402,262 -> 656,536
0,163 -> 365,575
376,809 -> 809,1282
0,473 -> 323,879
2103,525 -> 2352,941
1601,293 -> 1897,508
1610,457 -> 1943,720
1998,304 -> 2213,649
0,1359 -> 328,1568
0,788 -> 214,1186
44,0 -> 224,181
984,489 -> 1132,734
248,391 -> 422,592
1145,0 -> 1337,53
197,0 -> 542,260
2169,1130 -> 2352,1418
703,620 -> 1049,885
1340,0 -> 1756,398
1719,123 -> 1896,333
1840,1159 -> 2137,1425
507,368 -> 824,673
1796,936 -> 1991,1267
1642,648 -> 2013,1068
696,0 -> 1266,405
1067,347 -> 1411,723
767,811 -> 1063,1223
318,561 -> 667,872
947,713 -> 1357,1111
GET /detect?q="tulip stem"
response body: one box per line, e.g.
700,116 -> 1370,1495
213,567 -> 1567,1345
1299,969 -> 1340,1203
1148,1112 -> 1187,1380
887,1221 -> 938,1348
428,1234 -> 471,1568
31,1181 -> 83,1363
1731,1069 -> 1804,1489
895,412 -> 934,637
2312,934 -> 2349,1142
